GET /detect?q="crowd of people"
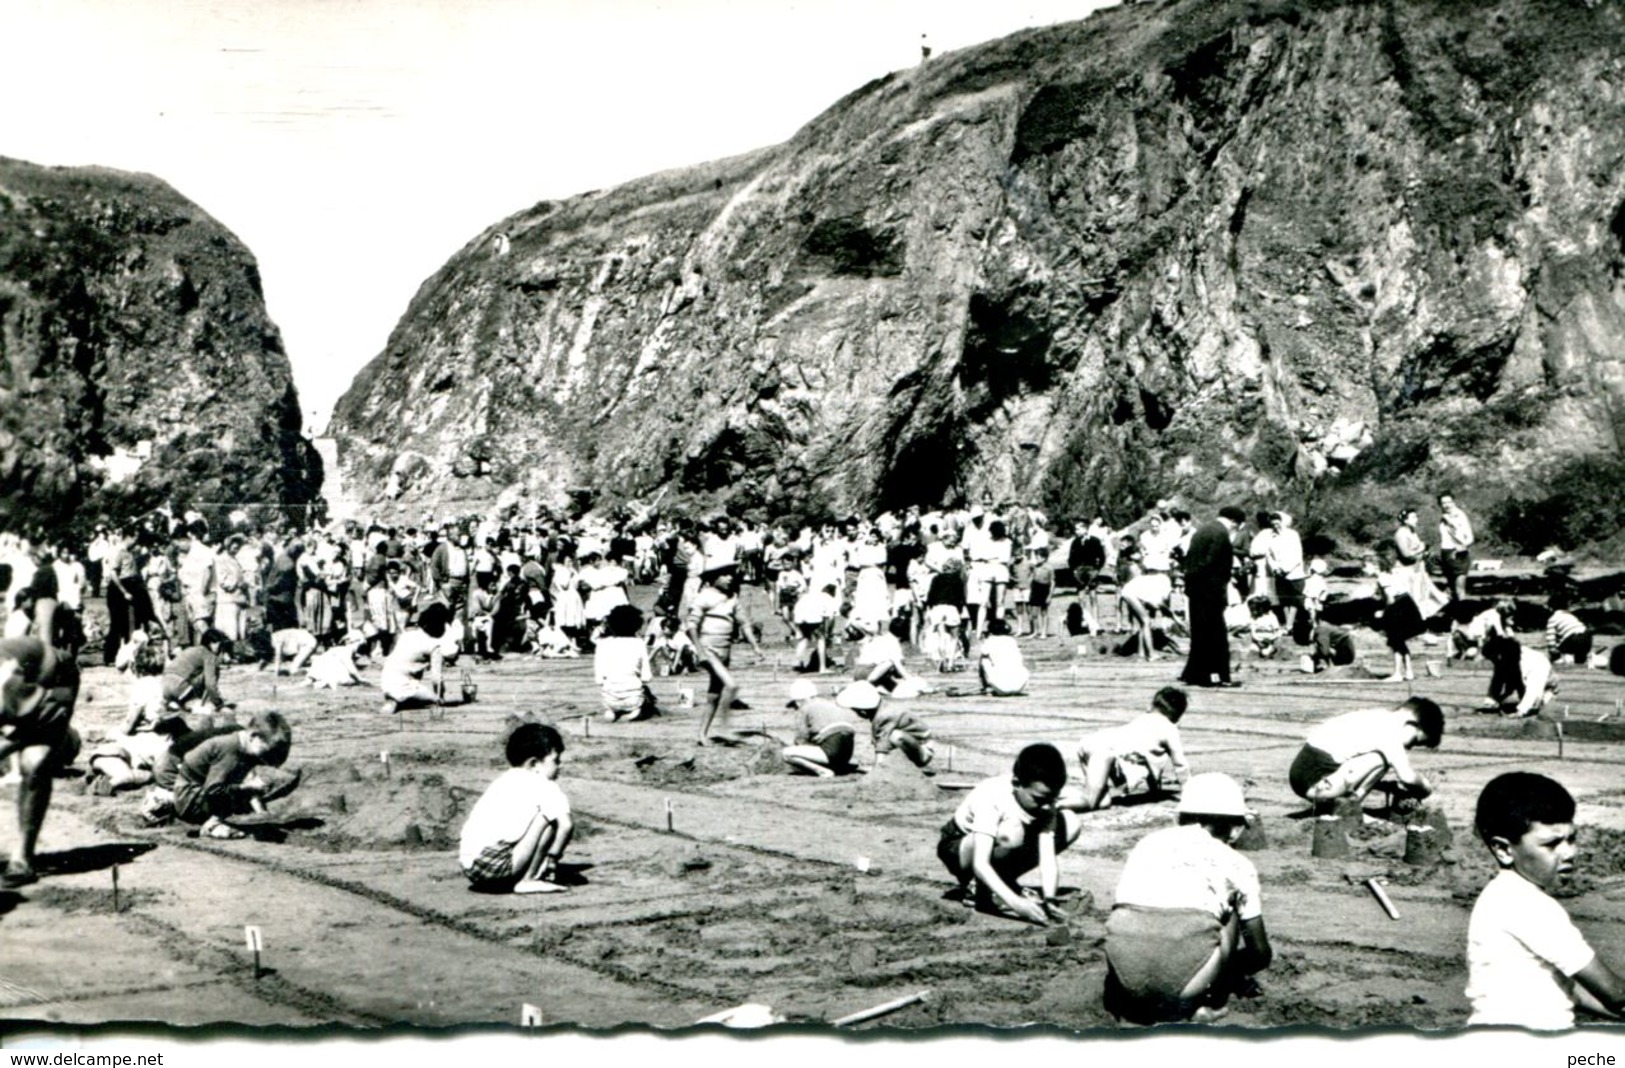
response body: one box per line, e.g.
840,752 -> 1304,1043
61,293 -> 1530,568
0,489 -> 1618,1028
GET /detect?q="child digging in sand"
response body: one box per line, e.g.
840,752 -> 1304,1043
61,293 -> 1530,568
1065,686 -> 1190,812
1288,697 -> 1443,820
85,642 -> 173,795
841,680 -> 934,775
1466,771 -> 1625,1027
146,710 -> 300,839
459,722 -> 574,895
936,743 -> 1082,923
780,679 -> 859,778
1104,772 -> 1272,1025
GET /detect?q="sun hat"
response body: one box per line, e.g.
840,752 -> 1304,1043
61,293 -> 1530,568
1177,772 -> 1249,819
835,680 -> 882,712
786,679 -> 819,707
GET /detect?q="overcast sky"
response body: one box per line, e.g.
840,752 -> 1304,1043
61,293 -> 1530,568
4,0 -> 1113,433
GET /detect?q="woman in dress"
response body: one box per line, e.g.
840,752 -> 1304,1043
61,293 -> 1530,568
847,527 -> 891,635
549,545 -> 587,651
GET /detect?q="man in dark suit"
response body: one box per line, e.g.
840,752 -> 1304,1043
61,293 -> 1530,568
1181,506 -> 1247,688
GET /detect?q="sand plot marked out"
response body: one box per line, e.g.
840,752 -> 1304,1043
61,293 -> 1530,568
15,579 -> 1625,1029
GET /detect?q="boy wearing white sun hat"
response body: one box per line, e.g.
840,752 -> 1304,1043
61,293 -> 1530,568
1103,772 -> 1274,1024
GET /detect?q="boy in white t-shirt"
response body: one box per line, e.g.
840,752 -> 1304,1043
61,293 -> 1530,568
458,722 -> 574,895
1465,772 -> 1625,1028
1288,698 -> 1442,816
1068,686 -> 1190,811
936,743 -> 1081,924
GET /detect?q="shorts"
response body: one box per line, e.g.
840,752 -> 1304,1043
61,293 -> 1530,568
778,589 -> 798,611
1029,582 -> 1052,608
463,840 -> 519,892
936,816 -> 1057,887
1104,904 -> 1225,1023
4,682 -> 76,753
816,730 -> 856,771
381,671 -> 435,704
797,621 -> 825,639
1288,744 -> 1341,799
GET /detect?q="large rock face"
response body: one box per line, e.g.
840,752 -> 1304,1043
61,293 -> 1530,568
331,0 -> 1625,543
0,158 -> 321,536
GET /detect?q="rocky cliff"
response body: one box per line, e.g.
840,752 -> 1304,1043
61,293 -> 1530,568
331,0 -> 1625,548
0,157 -> 321,537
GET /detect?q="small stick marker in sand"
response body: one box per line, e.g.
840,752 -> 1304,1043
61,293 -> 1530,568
1556,720 -> 1565,759
520,1003 -> 543,1028
381,750 -> 391,779
1366,878 -> 1400,921
664,797 -> 674,833
244,925 -> 264,978
582,714 -> 591,738
948,746 -> 955,771
111,863 -> 120,913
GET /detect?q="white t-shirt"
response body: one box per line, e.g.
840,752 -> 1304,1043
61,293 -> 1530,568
1466,869 -> 1595,1029
458,767 -> 571,870
1304,709 -> 1418,780
1112,823 -> 1262,922
382,627 -> 441,688
952,775 -> 1052,854
594,636 -> 650,712
979,635 -> 1029,694
1081,713 -> 1187,772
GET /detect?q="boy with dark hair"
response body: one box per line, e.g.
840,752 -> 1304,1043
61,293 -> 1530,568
1482,633 -> 1555,718
1288,698 -> 1443,815
937,742 -> 1081,924
1068,686 -> 1191,812
162,628 -> 233,711
1105,773 -> 1272,1024
1466,772 -> 1625,1027
459,722 -> 574,895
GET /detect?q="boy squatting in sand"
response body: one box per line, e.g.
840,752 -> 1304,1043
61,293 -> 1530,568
1064,686 -> 1190,812
145,711 -> 299,840
1465,771 -> 1625,1028
937,743 -> 1082,924
1104,773 -> 1272,1024
781,679 -> 859,777
1288,697 -> 1443,816
459,722 -> 574,895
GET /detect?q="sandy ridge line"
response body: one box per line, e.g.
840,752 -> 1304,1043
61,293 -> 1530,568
150,832 -> 726,1009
